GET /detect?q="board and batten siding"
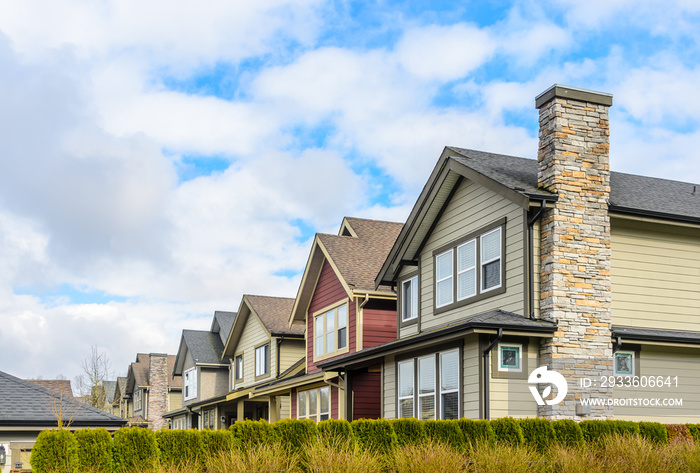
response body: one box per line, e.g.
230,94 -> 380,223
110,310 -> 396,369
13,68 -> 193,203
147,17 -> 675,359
611,218 -> 700,331
488,339 -> 539,419
352,371 -> 382,420
406,178 -> 526,337
236,312 -> 275,387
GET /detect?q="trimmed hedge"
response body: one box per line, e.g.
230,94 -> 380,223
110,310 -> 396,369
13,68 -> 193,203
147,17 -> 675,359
156,429 -> 202,469
230,419 -> 273,450
518,418 -> 557,452
686,424 -> 700,443
424,419 -> 465,450
552,419 -> 584,448
458,418 -> 495,447
390,418 -> 427,447
200,428 -> 234,457
639,422 -> 668,445
580,420 -> 640,443
74,428 -> 113,473
351,419 -> 397,454
273,418 -> 317,454
31,429 -> 78,473
490,417 -> 524,447
318,419 -> 352,443
113,427 -> 158,473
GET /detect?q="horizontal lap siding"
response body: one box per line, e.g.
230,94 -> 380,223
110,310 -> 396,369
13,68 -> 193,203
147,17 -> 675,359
353,372 -> 381,420
363,299 -> 397,349
236,314 -> 270,388
611,219 -> 700,331
307,260 -> 354,373
383,355 -> 396,419
489,341 -> 538,419
463,336 -> 480,419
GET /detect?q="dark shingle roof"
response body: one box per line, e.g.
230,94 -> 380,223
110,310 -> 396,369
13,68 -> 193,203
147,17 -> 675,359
612,326 -> 700,345
182,329 -> 225,365
449,147 -> 700,222
246,295 -> 304,336
1,371 -> 125,427
103,380 -> 117,403
213,311 -> 237,345
26,379 -> 74,398
128,354 -> 181,391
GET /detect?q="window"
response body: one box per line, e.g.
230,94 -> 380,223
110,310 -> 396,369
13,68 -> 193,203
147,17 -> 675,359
614,351 -> 634,376
202,409 -> 216,429
184,367 -> 197,400
314,302 -> 348,359
498,344 -> 522,372
235,354 -> 243,381
401,276 -> 419,322
134,389 -> 142,411
255,344 -> 270,377
433,220 -> 505,311
298,386 -> 330,422
397,348 -> 459,420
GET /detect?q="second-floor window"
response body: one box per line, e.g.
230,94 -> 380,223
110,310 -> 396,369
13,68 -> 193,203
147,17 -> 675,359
255,344 -> 269,377
314,302 -> 348,360
235,354 -> 243,381
401,276 -> 419,322
184,367 -> 197,401
134,389 -> 142,411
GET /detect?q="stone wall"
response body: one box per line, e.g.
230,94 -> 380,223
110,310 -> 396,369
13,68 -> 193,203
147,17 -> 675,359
148,353 -> 169,431
536,85 -> 614,419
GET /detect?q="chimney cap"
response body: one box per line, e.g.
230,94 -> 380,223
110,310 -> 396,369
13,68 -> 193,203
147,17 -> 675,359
535,84 -> 613,109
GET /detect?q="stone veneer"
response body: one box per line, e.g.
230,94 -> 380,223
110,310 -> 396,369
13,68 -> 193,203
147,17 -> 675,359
148,353 -> 169,431
536,85 -> 614,419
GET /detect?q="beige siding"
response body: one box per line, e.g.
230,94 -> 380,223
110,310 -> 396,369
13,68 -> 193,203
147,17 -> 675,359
279,339 -> 305,373
279,394 -> 291,419
200,368 -> 229,400
463,335 -> 480,419
489,340 -> 539,419
611,218 -> 700,330
398,266 -> 420,338
235,313 -> 273,388
411,178 -> 526,336
383,355 -> 396,419
168,391 -> 182,411
613,345 -> 700,423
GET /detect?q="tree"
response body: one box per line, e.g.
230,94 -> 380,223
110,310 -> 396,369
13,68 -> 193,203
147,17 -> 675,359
74,346 -> 112,409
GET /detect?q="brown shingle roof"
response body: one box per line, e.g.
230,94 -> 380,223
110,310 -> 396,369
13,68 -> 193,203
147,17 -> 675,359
128,354 -> 182,391
246,295 -> 304,336
26,379 -> 74,398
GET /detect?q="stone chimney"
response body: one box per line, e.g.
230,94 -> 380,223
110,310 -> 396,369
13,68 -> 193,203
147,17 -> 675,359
147,353 -> 169,431
535,85 -> 613,419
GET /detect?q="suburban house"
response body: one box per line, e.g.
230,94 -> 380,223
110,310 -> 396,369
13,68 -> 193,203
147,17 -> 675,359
254,217 -> 403,421
121,353 -> 182,430
165,311 -> 237,430
110,376 -> 128,418
320,85 -> 700,423
0,370 -> 125,473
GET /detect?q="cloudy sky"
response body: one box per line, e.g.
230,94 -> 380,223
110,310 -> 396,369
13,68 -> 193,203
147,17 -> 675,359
1,0 -> 699,384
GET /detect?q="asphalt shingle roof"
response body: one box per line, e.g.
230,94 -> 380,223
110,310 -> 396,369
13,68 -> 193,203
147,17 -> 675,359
246,295 -> 304,336
0,371 -> 125,427
214,311 -> 237,344
128,354 -> 181,391
182,329 -> 225,365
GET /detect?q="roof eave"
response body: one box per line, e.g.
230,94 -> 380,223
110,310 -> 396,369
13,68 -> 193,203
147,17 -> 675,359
609,205 -> 700,226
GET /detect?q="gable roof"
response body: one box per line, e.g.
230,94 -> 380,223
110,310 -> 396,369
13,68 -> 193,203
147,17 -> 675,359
173,329 -> 228,375
102,380 -> 117,403
26,379 -> 74,398
212,310 -> 237,345
0,371 -> 125,428
290,217 -> 403,325
125,354 -> 181,394
377,147 -> 700,286
112,376 -> 127,403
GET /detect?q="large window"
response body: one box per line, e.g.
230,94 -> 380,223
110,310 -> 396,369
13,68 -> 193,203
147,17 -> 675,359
235,354 -> 243,381
184,367 -> 197,401
397,349 -> 460,420
298,386 -> 330,422
434,221 -> 504,310
255,344 -> 270,378
401,276 -> 419,322
314,302 -> 348,360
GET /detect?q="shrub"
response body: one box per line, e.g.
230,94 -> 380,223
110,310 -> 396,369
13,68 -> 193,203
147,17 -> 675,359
552,419 -> 584,448
350,419 -> 397,454
424,419 -> 465,450
74,428 -> 113,473
200,428 -> 234,459
389,418 -> 427,447
273,418 -> 318,454
113,427 -> 158,473
156,429 -> 202,469
580,420 -> 615,444
490,417 -> 524,447
639,422 -> 668,445
31,429 -> 78,473
686,424 -> 700,443
318,419 -> 352,444
610,420 -> 640,436
230,419 -> 273,450
457,418 -> 495,447
518,418 -> 557,452
665,424 -> 693,444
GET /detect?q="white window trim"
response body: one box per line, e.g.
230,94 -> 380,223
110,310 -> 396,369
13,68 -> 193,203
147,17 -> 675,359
439,350 -> 460,420
255,344 -> 270,378
480,227 -> 502,293
397,359 -> 415,418
183,367 -> 197,401
614,350 -> 635,377
435,249 -> 454,308
235,354 -> 243,381
401,276 -> 419,322
418,355 -> 436,421
399,350 -> 460,420
498,343 -> 522,372
134,389 -> 142,411
297,386 -> 330,422
312,300 -> 349,362
456,239 -> 477,301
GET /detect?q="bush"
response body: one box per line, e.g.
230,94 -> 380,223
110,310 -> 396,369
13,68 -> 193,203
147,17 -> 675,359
351,419 -> 397,454
685,424 -> 700,443
230,419 -> 273,450
31,429 -> 78,473
113,427 -> 158,473
273,419 -> 318,454
580,420 -> 615,443
389,418 -> 427,447
200,428 -> 234,458
490,417 -> 524,447
156,429 -> 202,469
518,418 -> 557,452
552,419 -> 584,448
611,420 -> 640,436
423,420 -> 465,450
639,422 -> 668,445
665,424 -> 693,444
318,419 -> 352,444
457,418 -> 495,447
74,428 -> 113,473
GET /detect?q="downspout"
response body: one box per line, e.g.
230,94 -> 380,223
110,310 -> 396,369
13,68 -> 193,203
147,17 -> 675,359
528,200 -> 547,319
482,328 -> 503,420
276,336 -> 284,377
613,336 -> 622,353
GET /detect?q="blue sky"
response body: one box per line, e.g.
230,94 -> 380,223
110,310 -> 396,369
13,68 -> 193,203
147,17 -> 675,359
0,0 -> 698,385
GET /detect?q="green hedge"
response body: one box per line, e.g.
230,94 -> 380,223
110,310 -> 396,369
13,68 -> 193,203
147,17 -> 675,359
113,427 -> 158,473
490,417 -> 524,447
552,419 -> 584,448
518,418 -> 557,452
424,419 -> 465,449
580,420 -> 640,443
457,419 -> 495,447
639,422 -> 668,445
74,428 -> 113,473
156,429 -> 202,469
230,419 -> 273,450
318,419 -> 352,443
200,428 -> 234,457
686,424 -> 700,443
272,418 -> 317,454
31,429 -> 78,473
390,418 -> 427,447
351,419 -> 397,454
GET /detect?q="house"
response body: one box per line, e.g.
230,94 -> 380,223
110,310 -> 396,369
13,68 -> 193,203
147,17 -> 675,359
0,370 -> 125,473
320,84 -> 700,423
121,353 -> 182,430
164,311 -> 237,430
218,295 -> 306,423
110,376 -> 128,418
253,217 -> 403,421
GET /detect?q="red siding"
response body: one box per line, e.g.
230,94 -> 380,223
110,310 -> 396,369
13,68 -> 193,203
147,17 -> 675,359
291,388 -> 297,419
331,386 -> 339,419
352,371 -> 381,420
362,299 -> 397,349
307,261 -> 355,373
